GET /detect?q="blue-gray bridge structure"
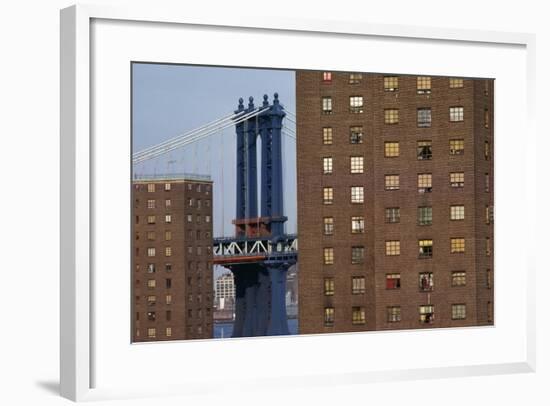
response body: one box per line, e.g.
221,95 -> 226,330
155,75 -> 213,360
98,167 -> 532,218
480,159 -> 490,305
133,93 -> 298,337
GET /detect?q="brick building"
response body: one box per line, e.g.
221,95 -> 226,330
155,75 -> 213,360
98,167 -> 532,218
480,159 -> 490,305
132,175 -> 214,342
296,71 -> 494,334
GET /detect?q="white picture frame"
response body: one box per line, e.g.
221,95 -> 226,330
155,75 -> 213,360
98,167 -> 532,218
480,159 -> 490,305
60,4 -> 536,402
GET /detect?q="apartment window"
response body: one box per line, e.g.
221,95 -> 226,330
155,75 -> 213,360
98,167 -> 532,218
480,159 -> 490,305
147,215 -> 156,224
419,305 -> 435,324
197,199 -> 202,209
384,141 -> 400,157
165,263 -> 172,273
165,247 -> 172,257
419,272 -> 434,291
188,198 -> 194,207
165,230 -> 172,241
449,78 -> 464,88
417,140 -> 432,160
324,307 -> 335,326
323,157 -> 333,174
196,184 -> 202,193
323,187 -> 334,205
352,306 -> 366,325
187,184 -> 193,191
418,173 -> 432,193
385,174 -> 399,190
324,278 -> 335,296
385,207 -> 400,223
487,269 -> 492,289
418,239 -> 433,258
322,96 -> 333,114
417,76 -> 431,94
322,72 -> 332,82
349,96 -> 364,113
485,173 -> 490,192
352,276 -> 366,294
386,273 -> 401,289
147,199 -> 156,209
450,205 -> 465,221
147,263 -> 155,273
166,294 -> 172,305
323,127 -> 333,145
351,246 -> 365,264
147,295 -> 156,306
187,214 -> 193,223
488,301 -> 493,322
384,76 -> 398,91
351,216 -> 365,234
165,199 -> 171,208
450,139 -> 464,155
165,214 -> 172,223
385,240 -> 400,256
147,311 -> 156,321
417,108 -> 432,128
418,206 -> 432,225
452,271 -> 467,287
486,205 -> 494,224
147,231 -> 155,241
147,247 -> 156,257
147,279 -> 156,289
350,156 -> 364,173
486,237 -> 491,256
196,215 -> 201,224
350,126 -> 363,144
166,278 -> 172,289
147,328 -> 156,338
163,183 -> 170,191
451,238 -> 465,253
484,108 -> 490,129
323,248 -> 334,265
323,217 -> 334,235
452,304 -> 467,320
450,172 -> 465,188
485,141 -> 491,160
349,73 -> 362,84
165,327 -> 172,337
384,109 -> 399,124
449,106 -> 464,122
350,186 -> 364,203
205,215 -> 211,223
147,183 -> 155,193
387,306 -> 401,322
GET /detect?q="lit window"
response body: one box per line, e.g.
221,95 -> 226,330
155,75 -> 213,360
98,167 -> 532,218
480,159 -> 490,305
323,187 -> 334,204
205,215 -> 211,223
384,109 -> 399,124
385,240 -> 400,256
147,263 -> 155,273
350,186 -> 364,203
324,278 -> 335,296
165,230 -> 171,241
323,248 -> 334,265
384,142 -> 399,157
486,237 -> 491,256
351,216 -> 365,234
165,214 -> 172,223
485,141 -> 490,160
418,173 -> 432,193
419,272 -> 434,291
147,199 -> 156,209
384,76 -> 398,91
350,156 -> 364,173
449,78 -> 464,88
350,126 -> 363,144
322,97 -> 333,114
166,327 -> 172,337
165,294 -> 172,305
324,307 -> 335,326
452,271 -> 466,287
147,328 -> 156,338
485,206 -> 493,225
147,215 -> 156,224
385,175 -> 400,190
352,306 -> 366,325
323,217 -> 334,235
484,108 -> 490,129
417,140 -> 432,160
352,276 -> 365,294
419,305 -> 435,323
165,199 -> 171,208
147,295 -> 156,306
418,206 -> 432,225
187,214 -> 193,222
349,73 -> 362,84
387,306 -> 401,322
386,273 -> 401,289
449,106 -> 464,122
165,247 -> 172,257
188,198 -> 194,207
351,246 -> 364,264
385,207 -> 400,223
451,238 -> 465,253
450,172 -> 465,188
147,183 -> 155,193
164,183 -> 171,191
322,72 -> 332,83
323,127 -> 333,145
417,108 -> 432,127
147,231 -> 155,241
349,96 -> 364,113
323,157 -> 333,174
450,205 -> 465,220
147,247 -> 156,257
452,304 -> 467,320
147,279 -> 156,289
450,139 -> 464,155
417,76 -> 431,94
418,239 -> 433,258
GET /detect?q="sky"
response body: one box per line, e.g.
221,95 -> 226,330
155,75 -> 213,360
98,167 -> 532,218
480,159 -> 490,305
132,63 -> 297,240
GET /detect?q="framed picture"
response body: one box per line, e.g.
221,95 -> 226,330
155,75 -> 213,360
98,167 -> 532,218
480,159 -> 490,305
60,4 -> 536,402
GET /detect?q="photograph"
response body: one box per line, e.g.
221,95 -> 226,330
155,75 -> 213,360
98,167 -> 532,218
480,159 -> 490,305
131,63 -> 494,342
